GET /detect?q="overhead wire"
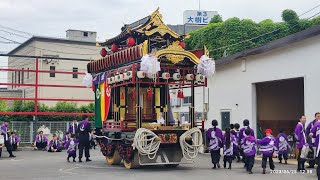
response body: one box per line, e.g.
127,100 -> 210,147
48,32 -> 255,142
0,35 -> 98,56
0,25 -> 101,52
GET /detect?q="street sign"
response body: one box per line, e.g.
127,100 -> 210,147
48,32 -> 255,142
183,10 -> 218,25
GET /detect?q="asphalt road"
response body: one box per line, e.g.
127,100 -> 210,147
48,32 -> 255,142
0,149 -> 316,180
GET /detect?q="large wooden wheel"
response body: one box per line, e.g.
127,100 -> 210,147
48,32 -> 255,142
106,151 -> 121,165
123,152 -> 140,169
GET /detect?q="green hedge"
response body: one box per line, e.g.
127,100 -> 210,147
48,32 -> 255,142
185,9 -> 320,60
0,100 -> 94,121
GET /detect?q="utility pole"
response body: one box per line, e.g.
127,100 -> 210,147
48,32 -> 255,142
199,0 -> 201,10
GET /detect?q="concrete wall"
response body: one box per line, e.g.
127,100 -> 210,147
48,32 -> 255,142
66,30 -> 97,42
0,88 -> 23,107
7,42 -> 36,98
7,39 -> 101,106
207,34 -> 320,132
168,24 -> 206,35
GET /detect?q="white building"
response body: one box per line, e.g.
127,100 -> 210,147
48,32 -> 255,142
7,30 -> 101,106
207,25 -> 320,135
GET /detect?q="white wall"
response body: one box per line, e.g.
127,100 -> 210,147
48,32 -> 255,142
207,34 -> 320,131
35,41 -> 101,106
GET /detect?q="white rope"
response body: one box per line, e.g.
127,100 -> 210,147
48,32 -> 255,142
133,128 -> 161,160
179,127 -> 203,161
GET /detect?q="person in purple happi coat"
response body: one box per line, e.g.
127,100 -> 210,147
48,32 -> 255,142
238,119 -> 255,164
257,129 -> 276,174
48,134 -> 62,152
294,115 -> 307,171
34,131 -> 48,150
64,134 -> 79,162
223,128 -> 236,169
242,128 -> 256,174
62,132 -> 71,147
233,123 -> 241,162
68,120 -> 78,135
207,119 -> 223,169
9,132 -> 20,151
305,113 -> 319,168
77,115 -> 92,162
310,113 -> 320,178
1,120 -> 15,157
275,129 -> 290,164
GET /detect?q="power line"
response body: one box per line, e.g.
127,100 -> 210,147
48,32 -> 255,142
0,29 -> 30,39
0,54 -> 92,61
0,41 -> 19,44
0,25 -> 34,36
0,25 -> 100,51
209,5 -> 320,52
0,35 -> 98,56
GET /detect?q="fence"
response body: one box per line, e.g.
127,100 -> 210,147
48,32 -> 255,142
1,121 -> 95,143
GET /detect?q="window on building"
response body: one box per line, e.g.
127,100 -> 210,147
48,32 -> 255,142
21,68 -> 24,84
183,96 -> 192,105
18,71 -> 20,87
72,67 -> 78,79
83,32 -> 88,37
50,66 -> 55,77
27,68 -> 30,79
14,71 -> 17,88
11,72 -> 14,88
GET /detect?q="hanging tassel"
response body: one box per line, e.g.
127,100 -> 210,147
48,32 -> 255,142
181,90 -> 184,98
177,89 -> 181,98
132,88 -> 136,101
147,87 -> 153,100
121,91 -> 125,100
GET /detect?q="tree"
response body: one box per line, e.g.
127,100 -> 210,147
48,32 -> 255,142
210,15 -> 223,24
282,9 -> 299,24
185,9 -> 320,60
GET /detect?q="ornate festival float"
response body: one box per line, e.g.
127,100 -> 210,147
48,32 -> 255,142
86,9 -> 215,169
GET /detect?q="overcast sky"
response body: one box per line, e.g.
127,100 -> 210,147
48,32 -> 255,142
0,0 -> 320,82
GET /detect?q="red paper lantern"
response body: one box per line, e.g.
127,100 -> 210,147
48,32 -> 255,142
100,48 -> 107,57
179,41 -> 185,49
111,44 -> 118,52
127,37 -> 135,47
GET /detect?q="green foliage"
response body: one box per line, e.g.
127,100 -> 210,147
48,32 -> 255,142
210,15 -> 223,24
282,9 -> 299,24
186,9 -> 320,60
0,101 -> 94,122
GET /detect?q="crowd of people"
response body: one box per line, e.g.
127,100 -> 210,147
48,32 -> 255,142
206,112 -> 320,177
1,116 -> 96,162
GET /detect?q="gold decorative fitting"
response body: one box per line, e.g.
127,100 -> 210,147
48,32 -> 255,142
156,41 -> 200,64
165,54 -> 184,64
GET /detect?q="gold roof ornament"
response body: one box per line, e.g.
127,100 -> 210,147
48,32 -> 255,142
136,8 -> 180,39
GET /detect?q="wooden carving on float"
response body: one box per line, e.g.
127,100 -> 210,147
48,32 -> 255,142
156,41 -> 200,64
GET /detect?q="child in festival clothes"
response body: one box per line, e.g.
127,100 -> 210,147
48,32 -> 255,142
238,120 -> 255,164
62,132 -> 71,147
275,129 -> 290,164
257,129 -> 276,174
207,119 -> 223,169
64,134 -> 79,162
233,123 -> 241,162
223,128 -> 236,169
243,128 -> 256,174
